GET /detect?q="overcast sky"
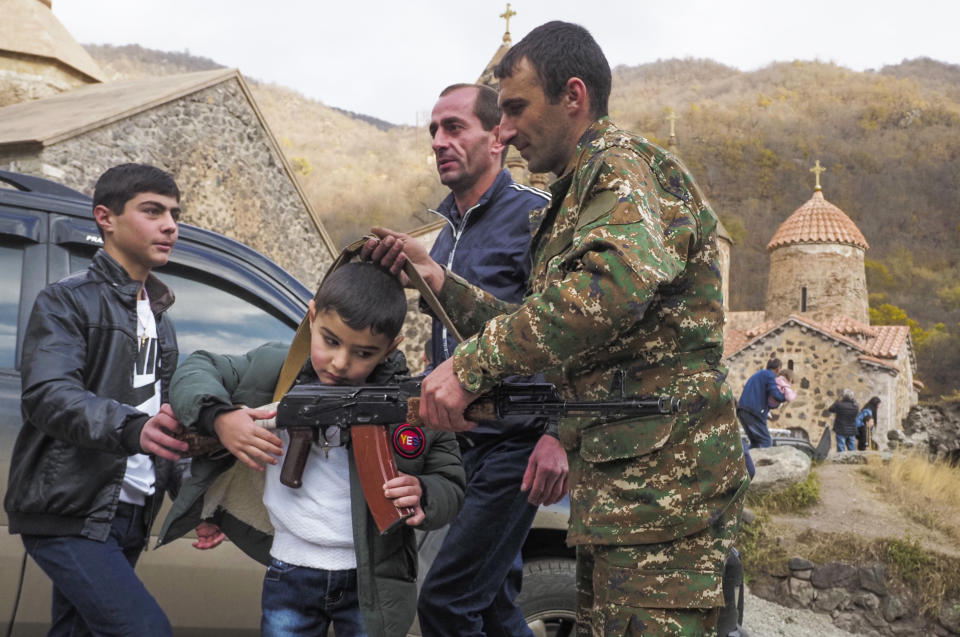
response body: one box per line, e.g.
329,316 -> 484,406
54,0 -> 960,126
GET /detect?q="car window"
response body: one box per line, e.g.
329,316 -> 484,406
0,244 -> 24,369
69,255 -> 295,362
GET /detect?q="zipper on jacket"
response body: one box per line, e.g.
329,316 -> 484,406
427,200 -> 484,360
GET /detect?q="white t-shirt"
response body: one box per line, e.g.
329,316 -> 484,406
120,294 -> 159,505
263,427 -> 356,569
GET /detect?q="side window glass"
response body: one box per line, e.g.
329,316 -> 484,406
0,244 -> 24,368
69,254 -> 295,362
159,270 -> 295,362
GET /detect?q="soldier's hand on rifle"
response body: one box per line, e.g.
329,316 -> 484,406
192,521 -> 225,550
363,227 -> 445,294
522,434 -> 569,506
140,403 -> 189,461
383,473 -> 425,526
420,358 -> 480,432
213,407 -> 283,471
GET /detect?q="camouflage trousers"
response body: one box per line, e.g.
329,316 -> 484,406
574,496 -> 742,637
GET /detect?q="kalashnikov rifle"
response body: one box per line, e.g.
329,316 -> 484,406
179,380 -> 680,534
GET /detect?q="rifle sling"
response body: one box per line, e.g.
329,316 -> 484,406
272,236 -> 462,402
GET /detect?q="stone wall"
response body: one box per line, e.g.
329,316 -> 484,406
725,322 -> 900,444
0,78 -> 334,288
750,558 -> 959,636
766,243 -> 869,324
897,403 -> 960,463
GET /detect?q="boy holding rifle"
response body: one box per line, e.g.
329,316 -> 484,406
157,262 -> 465,637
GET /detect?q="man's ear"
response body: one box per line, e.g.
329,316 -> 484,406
93,204 -> 114,236
490,125 -> 505,156
564,77 -> 589,116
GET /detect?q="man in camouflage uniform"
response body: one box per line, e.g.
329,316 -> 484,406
367,20 -> 747,637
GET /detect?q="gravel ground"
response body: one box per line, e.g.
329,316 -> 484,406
740,586 -> 853,636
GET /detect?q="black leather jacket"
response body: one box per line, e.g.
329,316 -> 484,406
4,250 -> 179,541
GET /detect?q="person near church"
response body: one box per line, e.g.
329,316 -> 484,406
828,388 -> 861,452
768,367 -> 797,408
737,358 -> 787,448
411,82 -> 566,637
4,163 -> 189,637
856,396 -> 881,451
363,20 -> 747,636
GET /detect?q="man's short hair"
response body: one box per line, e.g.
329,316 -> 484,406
766,358 -> 782,371
494,20 -> 611,119
93,163 -> 180,214
314,262 -> 406,339
439,83 -> 501,131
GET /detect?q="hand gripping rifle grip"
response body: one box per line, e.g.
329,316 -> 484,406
351,424 -> 415,534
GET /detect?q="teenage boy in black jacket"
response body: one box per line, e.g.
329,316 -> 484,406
4,163 -> 189,637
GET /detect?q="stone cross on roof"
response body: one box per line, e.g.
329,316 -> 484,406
666,109 -> 678,137
810,159 -> 826,192
500,3 -> 516,43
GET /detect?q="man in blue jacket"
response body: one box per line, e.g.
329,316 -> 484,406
414,83 -> 568,637
737,358 -> 786,448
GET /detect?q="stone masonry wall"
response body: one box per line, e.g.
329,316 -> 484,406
750,557 -> 960,636
725,323 -> 899,445
0,78 -> 333,288
766,243 -> 869,324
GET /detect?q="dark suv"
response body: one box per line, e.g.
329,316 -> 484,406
0,171 -> 576,636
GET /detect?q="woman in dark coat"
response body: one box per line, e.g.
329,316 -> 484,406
856,396 -> 881,450
828,389 -> 860,452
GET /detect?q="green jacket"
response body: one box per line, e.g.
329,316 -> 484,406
442,118 -> 747,547
156,342 -> 465,637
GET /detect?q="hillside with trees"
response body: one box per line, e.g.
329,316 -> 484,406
84,46 -> 960,398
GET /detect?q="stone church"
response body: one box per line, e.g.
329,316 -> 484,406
724,166 -> 918,446
0,0 -> 336,287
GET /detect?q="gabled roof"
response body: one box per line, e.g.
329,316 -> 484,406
724,314 -> 912,372
767,190 -> 868,251
0,68 -> 236,148
0,0 -> 105,82
0,67 -> 336,257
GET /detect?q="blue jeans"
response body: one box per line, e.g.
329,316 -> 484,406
418,432 -> 539,637
22,502 -> 171,637
261,558 -> 365,637
737,408 -> 771,448
836,434 -> 857,452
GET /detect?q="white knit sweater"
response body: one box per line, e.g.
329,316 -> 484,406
263,429 -> 356,570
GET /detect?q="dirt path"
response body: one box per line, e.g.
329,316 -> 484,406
770,460 -> 959,558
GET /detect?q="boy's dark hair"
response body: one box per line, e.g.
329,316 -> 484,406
439,83 -> 501,131
766,358 -> 782,371
314,262 -> 406,339
93,163 -> 180,215
494,20 -> 611,119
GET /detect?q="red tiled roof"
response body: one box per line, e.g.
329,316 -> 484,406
724,314 -> 910,366
723,328 -> 750,359
767,190 -> 868,251
863,325 -> 910,358
823,316 -> 877,339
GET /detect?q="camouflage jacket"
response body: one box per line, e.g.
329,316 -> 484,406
438,118 -> 747,545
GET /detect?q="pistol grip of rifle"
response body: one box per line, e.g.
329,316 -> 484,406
280,428 -> 313,488
351,424 -> 415,534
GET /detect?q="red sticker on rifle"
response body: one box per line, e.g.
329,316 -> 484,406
393,424 -> 424,459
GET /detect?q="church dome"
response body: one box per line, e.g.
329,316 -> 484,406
767,189 -> 868,251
